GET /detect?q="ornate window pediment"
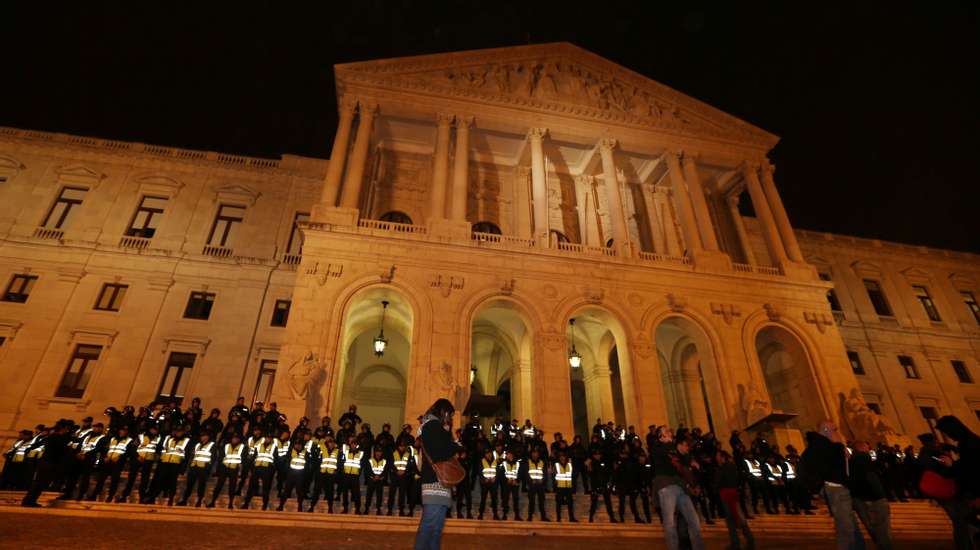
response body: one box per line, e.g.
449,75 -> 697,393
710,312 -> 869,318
211,183 -> 261,206
69,327 -> 119,348
55,164 -> 106,188
851,260 -> 884,279
163,336 -> 212,356
134,174 -> 184,198
901,267 -> 933,286
0,154 -> 25,182
949,272 -> 977,291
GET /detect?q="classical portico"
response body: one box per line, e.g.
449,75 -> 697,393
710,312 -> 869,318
269,43 -> 886,445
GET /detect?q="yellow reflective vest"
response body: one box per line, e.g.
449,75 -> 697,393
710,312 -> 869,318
555,462 -> 573,488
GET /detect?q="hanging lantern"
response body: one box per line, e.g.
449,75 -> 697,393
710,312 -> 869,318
373,300 -> 389,357
568,318 -> 582,368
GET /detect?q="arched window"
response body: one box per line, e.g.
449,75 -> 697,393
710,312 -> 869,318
379,211 -> 413,225
605,238 -> 614,248
550,230 -> 569,244
472,221 -> 502,235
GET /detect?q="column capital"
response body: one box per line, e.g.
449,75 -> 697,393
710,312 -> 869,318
680,151 -> 701,165
739,161 -> 761,178
574,174 -> 594,186
338,95 -> 358,114
527,127 -> 548,141
598,137 -> 618,151
435,112 -> 454,126
760,161 -> 775,175
455,115 -> 474,129
725,193 -> 741,208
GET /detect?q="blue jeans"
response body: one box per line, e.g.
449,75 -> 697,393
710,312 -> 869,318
822,484 -> 865,550
658,484 -> 704,550
413,503 -> 449,550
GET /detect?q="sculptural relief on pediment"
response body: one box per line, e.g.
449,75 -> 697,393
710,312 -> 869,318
337,44 -> 775,145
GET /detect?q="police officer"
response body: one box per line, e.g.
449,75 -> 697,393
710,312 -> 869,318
70,422 -> 108,500
636,451 -> 655,523
586,448 -> 617,523
554,451 -> 577,522
209,432 -> 247,508
341,436 -> 364,514
21,419 -> 74,507
311,436 -> 340,513
388,440 -> 412,516
179,431 -> 215,507
478,447 -> 500,520
525,448 -> 549,521
126,424 -> 161,503
1,430 -> 33,490
763,454 -> 789,514
408,438 -> 423,516
242,433 -> 276,510
742,450 -> 768,515
613,447 -> 644,523
500,449 -> 522,520
364,446 -> 389,515
273,430 -> 292,494
277,439 -> 311,511
148,425 -> 191,506
88,425 -> 134,502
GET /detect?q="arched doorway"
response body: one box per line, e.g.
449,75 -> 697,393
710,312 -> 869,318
655,316 -> 721,433
333,288 -> 413,430
567,307 -> 634,439
755,326 -> 823,431
470,300 -> 534,426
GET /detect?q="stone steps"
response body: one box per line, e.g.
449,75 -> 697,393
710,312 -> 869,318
0,490 -> 951,540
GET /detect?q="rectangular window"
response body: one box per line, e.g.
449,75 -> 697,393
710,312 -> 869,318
271,299 -> 291,327
951,360 -> 973,384
2,274 -> 38,303
252,359 -> 277,406
0,336 -> 6,347
864,279 -> 893,317
963,291 -> 980,326
157,352 -> 196,404
183,291 -> 215,320
55,344 -> 103,398
819,273 -> 843,312
207,204 -> 246,247
42,187 -> 87,229
126,195 -> 168,238
920,406 -> 939,436
912,285 -> 942,322
94,283 -> 128,312
285,212 -> 310,255
847,350 -> 865,375
898,355 -> 920,379
867,403 -> 882,415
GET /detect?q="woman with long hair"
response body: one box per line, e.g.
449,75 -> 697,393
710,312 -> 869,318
413,398 -> 459,550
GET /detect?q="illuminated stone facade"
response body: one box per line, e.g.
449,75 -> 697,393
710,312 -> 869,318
0,44 -> 977,451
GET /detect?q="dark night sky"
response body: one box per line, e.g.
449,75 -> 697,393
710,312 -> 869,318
3,3 -> 977,252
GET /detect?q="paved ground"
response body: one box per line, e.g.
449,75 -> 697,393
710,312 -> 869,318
0,511 -> 939,549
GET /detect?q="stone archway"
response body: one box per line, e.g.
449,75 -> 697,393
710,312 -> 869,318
333,287 -> 414,428
470,299 -> 534,425
755,325 -> 823,431
654,316 -> 723,434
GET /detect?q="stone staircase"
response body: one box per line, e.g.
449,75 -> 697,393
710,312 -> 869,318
0,487 -> 951,541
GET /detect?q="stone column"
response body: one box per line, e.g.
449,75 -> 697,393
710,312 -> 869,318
741,163 -> 788,265
515,167 -> 533,239
338,102 -> 378,210
598,138 -> 631,255
589,365 -> 617,423
429,113 -> 454,220
681,153 -> 720,251
641,183 -> 667,254
450,115 -> 472,222
528,128 -> 549,247
664,151 -> 703,253
759,163 -> 805,263
319,97 -> 357,209
726,194 -> 758,265
655,186 -> 684,256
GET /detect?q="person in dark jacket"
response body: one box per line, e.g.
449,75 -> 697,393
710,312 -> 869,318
586,447 -> 616,523
652,428 -> 703,550
800,423 -> 864,550
200,408 -> 224,440
715,450 -> 755,550
413,398 -> 459,550
453,447 -> 474,519
849,441 -> 892,550
22,419 -> 74,507
613,447 -> 644,523
930,418 -> 978,550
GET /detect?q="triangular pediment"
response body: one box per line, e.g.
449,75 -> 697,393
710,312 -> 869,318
336,43 -> 778,148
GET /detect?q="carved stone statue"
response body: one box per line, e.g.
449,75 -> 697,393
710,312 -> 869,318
738,381 -> 772,427
287,352 -> 323,400
840,388 -> 900,442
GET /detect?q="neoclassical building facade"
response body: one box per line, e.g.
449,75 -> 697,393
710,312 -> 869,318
0,44 -> 977,451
